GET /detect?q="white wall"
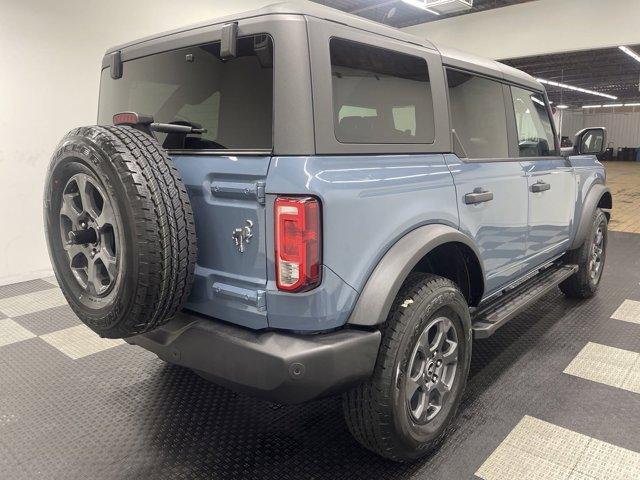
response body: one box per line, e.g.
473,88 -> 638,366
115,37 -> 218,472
0,0 -> 289,285
560,110 -> 640,150
403,0 -> 640,60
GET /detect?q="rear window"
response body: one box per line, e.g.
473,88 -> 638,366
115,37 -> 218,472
329,38 -> 434,144
98,35 -> 273,151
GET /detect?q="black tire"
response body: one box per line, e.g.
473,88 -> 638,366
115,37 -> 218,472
559,208 -> 608,299
343,273 -> 472,462
44,125 -> 197,338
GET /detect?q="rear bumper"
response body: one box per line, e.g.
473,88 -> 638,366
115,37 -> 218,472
127,312 -> 381,404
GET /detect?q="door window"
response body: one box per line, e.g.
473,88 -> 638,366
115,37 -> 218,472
330,38 -> 434,144
446,69 -> 509,159
510,86 -> 557,157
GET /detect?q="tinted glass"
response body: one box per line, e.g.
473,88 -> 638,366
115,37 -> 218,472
98,35 -> 273,150
511,86 -> 557,157
446,70 -> 508,158
330,38 -> 434,144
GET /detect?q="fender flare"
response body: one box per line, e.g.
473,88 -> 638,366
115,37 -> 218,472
348,224 -> 484,328
570,183 -> 611,250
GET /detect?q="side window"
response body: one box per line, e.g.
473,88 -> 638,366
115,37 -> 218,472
510,86 -> 557,157
446,69 -> 509,159
329,38 -> 434,144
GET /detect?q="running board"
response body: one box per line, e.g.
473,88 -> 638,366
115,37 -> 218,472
472,264 -> 579,339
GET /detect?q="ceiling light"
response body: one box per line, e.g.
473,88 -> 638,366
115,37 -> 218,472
536,78 -> 617,100
401,0 -> 440,14
582,105 -> 602,109
619,46 -> 640,63
624,102 -> 640,106
423,0 -> 473,14
604,103 -> 624,107
556,104 -> 569,109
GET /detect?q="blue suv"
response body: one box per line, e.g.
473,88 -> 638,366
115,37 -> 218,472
44,2 -> 612,461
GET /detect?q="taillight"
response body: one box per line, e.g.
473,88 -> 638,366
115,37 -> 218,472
274,196 -> 321,292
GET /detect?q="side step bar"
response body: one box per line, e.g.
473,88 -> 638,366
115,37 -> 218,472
472,263 -> 579,339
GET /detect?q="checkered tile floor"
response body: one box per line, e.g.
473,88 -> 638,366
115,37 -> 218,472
0,280 -> 124,358
1,232 -> 640,479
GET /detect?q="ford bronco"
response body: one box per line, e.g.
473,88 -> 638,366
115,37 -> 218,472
44,2 -> 612,461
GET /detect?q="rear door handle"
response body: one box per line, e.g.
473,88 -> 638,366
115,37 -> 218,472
530,181 -> 551,193
464,188 -> 494,205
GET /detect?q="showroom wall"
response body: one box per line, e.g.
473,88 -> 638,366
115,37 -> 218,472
403,0 -> 640,60
560,110 -> 640,150
0,0 -> 289,285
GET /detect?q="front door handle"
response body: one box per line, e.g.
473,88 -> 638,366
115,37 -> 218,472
464,188 -> 494,205
530,181 -> 551,193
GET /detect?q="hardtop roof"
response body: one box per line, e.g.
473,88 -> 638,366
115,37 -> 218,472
105,1 -> 541,91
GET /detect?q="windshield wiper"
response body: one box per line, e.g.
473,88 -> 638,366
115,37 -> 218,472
150,123 -> 207,135
112,112 -> 207,135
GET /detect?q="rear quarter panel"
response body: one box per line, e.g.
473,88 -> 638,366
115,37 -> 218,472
265,154 -> 459,330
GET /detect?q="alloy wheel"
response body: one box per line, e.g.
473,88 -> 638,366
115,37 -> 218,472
58,173 -> 119,296
405,316 -> 459,424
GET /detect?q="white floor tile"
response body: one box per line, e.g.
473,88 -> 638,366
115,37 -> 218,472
0,319 -> 36,347
564,342 -> 639,390
477,416 -> 640,480
576,438 -> 640,480
40,324 -> 124,360
611,299 -> 640,325
476,441 -> 572,480
622,357 -> 640,395
0,288 -> 67,318
41,276 -> 59,286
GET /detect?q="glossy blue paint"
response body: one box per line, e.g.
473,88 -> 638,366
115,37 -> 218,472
520,158 -> 575,270
266,155 -> 459,293
172,150 -> 605,332
172,154 -> 271,330
444,154 -> 528,296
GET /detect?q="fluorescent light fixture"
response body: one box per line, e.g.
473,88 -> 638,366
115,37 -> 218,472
536,78 -> 617,100
531,96 -> 545,106
582,105 -> 602,109
603,103 -> 624,107
549,101 -> 553,104
619,45 -> 640,63
556,104 -> 569,109
423,0 -> 473,14
625,102 -> 640,106
401,0 -> 440,14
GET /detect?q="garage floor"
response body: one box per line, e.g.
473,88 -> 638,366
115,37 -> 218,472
2,162 -> 640,479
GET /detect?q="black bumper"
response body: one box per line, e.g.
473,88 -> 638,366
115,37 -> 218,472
127,313 -> 381,404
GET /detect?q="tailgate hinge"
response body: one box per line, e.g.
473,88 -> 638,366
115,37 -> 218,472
256,181 -> 266,205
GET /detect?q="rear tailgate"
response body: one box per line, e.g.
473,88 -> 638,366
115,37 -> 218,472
173,154 -> 271,329
97,33 -> 277,328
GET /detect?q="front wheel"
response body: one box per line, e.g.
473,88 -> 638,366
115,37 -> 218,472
560,208 -> 608,299
342,273 -> 472,462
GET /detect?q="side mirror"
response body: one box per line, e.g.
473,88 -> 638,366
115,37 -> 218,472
574,127 -> 606,155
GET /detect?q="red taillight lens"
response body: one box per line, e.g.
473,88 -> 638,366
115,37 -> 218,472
275,196 -> 321,292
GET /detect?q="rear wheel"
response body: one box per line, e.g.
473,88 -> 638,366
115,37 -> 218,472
560,208 -> 608,299
343,273 -> 471,462
44,125 -> 197,338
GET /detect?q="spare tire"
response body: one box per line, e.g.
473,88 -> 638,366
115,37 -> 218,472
44,125 -> 197,338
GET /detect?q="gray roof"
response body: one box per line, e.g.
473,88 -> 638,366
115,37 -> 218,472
106,1 -> 540,91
